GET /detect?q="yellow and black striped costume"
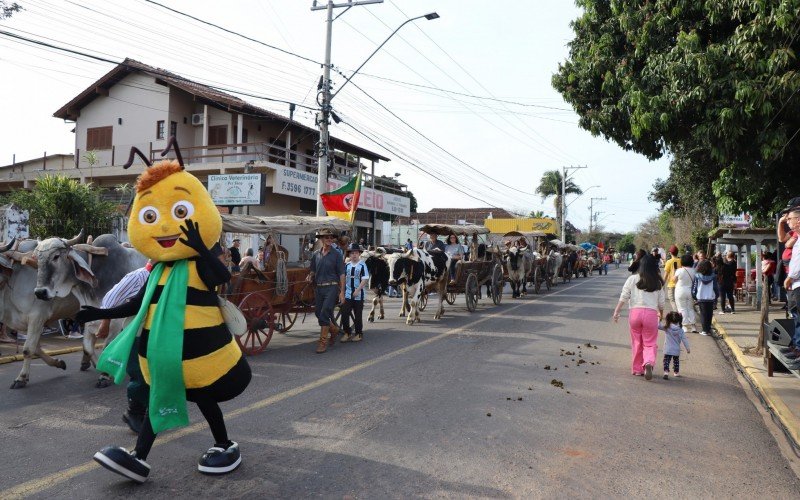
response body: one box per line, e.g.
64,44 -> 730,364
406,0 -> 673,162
138,258 -> 250,402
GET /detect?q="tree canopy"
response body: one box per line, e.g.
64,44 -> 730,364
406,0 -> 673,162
6,175 -> 120,239
535,169 -> 583,236
553,1 -> 800,221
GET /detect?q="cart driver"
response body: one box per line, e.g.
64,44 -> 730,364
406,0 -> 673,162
424,233 -> 446,253
307,228 -> 346,354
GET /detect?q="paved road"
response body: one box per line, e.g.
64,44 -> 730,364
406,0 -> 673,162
2,268 -> 798,498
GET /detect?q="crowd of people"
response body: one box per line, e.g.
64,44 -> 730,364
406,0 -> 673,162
614,196 -> 800,380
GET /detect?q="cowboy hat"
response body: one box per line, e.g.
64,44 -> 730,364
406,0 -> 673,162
346,243 -> 362,255
315,228 -> 337,238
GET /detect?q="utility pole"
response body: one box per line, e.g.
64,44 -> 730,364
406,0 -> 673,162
589,197 -> 606,233
561,165 -> 586,241
312,0 -> 385,216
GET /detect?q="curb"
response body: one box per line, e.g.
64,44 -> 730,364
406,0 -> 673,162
713,318 -> 800,448
0,346 -> 86,365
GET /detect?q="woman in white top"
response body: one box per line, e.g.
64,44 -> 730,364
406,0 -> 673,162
671,254 -> 697,333
444,233 -> 464,283
613,254 -> 665,380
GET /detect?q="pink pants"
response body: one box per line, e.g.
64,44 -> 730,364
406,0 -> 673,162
628,308 -> 659,374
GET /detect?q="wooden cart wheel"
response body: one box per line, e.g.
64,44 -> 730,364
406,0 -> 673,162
445,291 -> 457,305
277,311 -> 297,333
236,292 -> 275,355
465,273 -> 479,312
418,291 -> 428,311
533,266 -> 542,294
491,263 -> 503,305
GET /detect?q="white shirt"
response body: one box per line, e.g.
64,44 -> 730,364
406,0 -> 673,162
673,267 -> 696,290
789,243 -> 800,290
101,267 -> 150,308
619,275 -> 665,312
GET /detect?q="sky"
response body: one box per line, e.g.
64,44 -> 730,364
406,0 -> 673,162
0,0 -> 670,233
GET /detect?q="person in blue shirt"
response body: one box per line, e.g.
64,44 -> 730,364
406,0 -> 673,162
340,243 -> 370,343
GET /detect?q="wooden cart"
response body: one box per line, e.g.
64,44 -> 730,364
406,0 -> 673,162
219,214 -> 351,355
417,223 -> 503,312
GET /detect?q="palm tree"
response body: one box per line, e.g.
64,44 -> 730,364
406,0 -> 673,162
535,170 -> 582,236
528,210 -> 545,218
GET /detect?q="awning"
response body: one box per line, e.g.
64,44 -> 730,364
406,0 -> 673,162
221,214 -> 351,235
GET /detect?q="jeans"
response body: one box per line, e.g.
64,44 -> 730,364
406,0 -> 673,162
601,263 -> 608,275
340,298 -> 364,335
698,301 -> 714,333
719,284 -> 735,312
790,288 -> 800,347
315,285 -> 339,327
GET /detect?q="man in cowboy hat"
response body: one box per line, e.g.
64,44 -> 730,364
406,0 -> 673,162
307,228 -> 346,353
339,243 -> 369,343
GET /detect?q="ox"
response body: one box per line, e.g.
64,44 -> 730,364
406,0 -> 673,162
362,249 -> 391,322
10,233 -> 146,389
505,246 -> 532,298
388,248 -> 450,325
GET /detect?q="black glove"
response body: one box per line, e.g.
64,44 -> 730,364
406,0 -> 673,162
178,218 -> 207,253
75,305 -> 104,325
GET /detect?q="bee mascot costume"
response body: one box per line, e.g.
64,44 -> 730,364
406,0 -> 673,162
77,139 -> 251,483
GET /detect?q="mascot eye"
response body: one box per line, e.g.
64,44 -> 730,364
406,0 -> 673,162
172,200 -> 195,220
138,206 -> 160,225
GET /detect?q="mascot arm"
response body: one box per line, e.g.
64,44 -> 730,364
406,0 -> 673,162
179,219 -> 232,289
195,242 -> 231,290
75,287 -> 145,324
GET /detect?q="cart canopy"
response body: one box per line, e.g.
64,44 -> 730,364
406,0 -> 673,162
221,214 -> 351,235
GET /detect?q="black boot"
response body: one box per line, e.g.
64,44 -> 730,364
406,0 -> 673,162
122,399 -> 146,434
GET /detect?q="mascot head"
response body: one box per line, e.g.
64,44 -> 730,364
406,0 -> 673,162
125,138 -> 221,261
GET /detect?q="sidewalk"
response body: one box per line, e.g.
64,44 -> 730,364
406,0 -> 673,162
714,302 -> 800,447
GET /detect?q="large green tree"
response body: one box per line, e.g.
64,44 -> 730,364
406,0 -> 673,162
553,1 -> 800,221
7,175 -> 120,239
535,170 -> 583,236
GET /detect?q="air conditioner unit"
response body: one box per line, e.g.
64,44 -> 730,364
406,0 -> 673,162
191,113 -> 204,126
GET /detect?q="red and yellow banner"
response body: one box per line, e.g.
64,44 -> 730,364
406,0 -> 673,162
320,170 -> 362,222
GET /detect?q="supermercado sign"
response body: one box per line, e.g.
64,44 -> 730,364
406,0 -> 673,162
273,166 -> 410,217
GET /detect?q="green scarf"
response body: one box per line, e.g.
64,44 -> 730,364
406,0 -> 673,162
97,260 -> 189,433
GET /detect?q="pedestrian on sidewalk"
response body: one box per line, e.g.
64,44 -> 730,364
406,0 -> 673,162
339,243 -> 369,343
612,254 -> 665,380
659,311 -> 690,379
663,245 -> 681,311
672,254 -> 698,333
718,251 -> 737,314
781,203 -> 800,363
692,260 -> 719,336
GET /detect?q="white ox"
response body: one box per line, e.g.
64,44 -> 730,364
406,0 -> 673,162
505,246 -> 532,298
9,233 -> 146,389
387,248 -> 450,325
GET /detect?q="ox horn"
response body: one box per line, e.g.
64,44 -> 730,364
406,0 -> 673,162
20,252 -> 37,268
72,244 -> 109,256
64,229 -> 85,246
0,238 -> 15,253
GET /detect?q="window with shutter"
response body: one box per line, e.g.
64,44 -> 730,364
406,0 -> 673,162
86,126 -> 113,150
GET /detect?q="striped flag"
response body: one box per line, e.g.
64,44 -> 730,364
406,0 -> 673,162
320,170 -> 362,222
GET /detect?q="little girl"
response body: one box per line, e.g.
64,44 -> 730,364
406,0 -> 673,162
659,311 -> 691,379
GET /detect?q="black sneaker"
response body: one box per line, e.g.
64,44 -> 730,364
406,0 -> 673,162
93,446 -> 150,483
644,364 -> 653,381
122,411 -> 144,434
198,442 -> 241,475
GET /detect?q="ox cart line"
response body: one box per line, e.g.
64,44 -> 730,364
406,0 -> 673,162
416,224 -> 503,314
497,231 -> 566,297
219,214 -> 351,356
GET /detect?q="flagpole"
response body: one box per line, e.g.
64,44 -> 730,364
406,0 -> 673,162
350,169 -> 362,246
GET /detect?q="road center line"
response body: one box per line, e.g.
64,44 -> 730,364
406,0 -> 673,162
6,277 -> 594,498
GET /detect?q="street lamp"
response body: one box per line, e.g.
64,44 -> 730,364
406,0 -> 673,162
314,5 -> 439,216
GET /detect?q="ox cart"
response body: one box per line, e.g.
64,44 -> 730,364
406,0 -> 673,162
220,214 -> 350,355
501,231 -> 560,294
418,223 -> 503,313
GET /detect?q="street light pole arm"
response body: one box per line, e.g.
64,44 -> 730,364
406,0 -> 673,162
331,13 -> 437,100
